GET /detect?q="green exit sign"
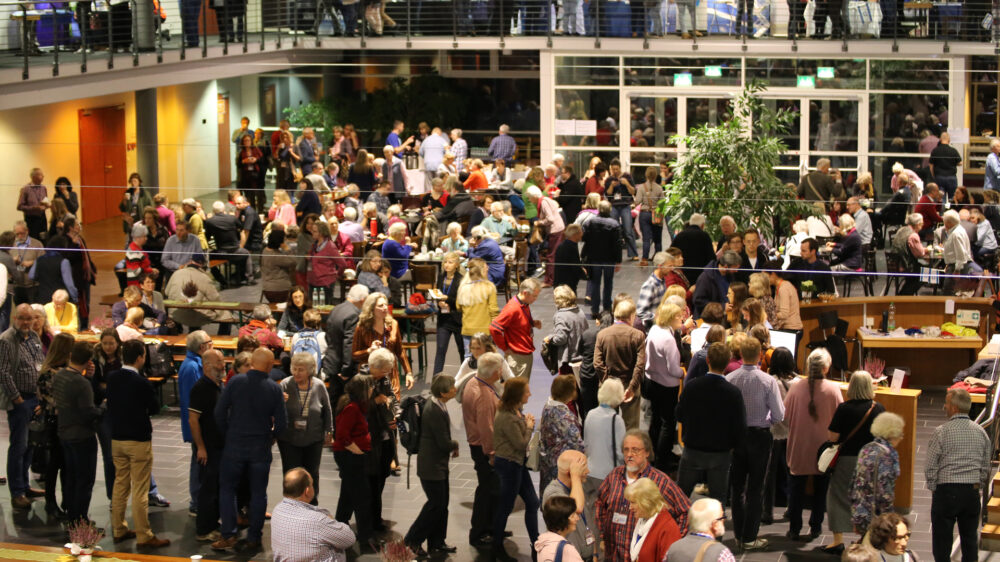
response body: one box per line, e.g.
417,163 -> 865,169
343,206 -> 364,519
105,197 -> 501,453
817,66 -> 835,79
704,65 -> 722,77
674,72 -> 693,86
797,75 -> 816,88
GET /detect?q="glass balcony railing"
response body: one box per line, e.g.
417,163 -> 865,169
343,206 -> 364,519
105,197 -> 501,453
1,0 -> 996,81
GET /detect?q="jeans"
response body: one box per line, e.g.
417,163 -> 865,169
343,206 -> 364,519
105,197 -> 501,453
61,436 -> 98,523
544,231 -> 565,285
342,2 -> 357,35
97,413 -> 115,500
334,449 -> 374,541
589,264 -> 615,316
638,211 -> 663,260
179,0 -> 201,46
219,441 -> 272,542
762,438 -> 789,520
277,440 -> 324,503
493,456 -> 539,548
564,0 -> 584,33
189,444 -> 202,511
469,444 -> 500,541
434,325 -> 465,376
195,446 -> 222,536
788,473 -> 830,535
730,428 -> 772,543
644,380 -> 678,471
676,0 -> 695,31
936,175 -> 958,199
44,422 -> 65,511
405,477 -> 450,549
611,205 -> 638,258
931,484 -> 982,562
677,449 -> 731,504
7,395 -> 37,498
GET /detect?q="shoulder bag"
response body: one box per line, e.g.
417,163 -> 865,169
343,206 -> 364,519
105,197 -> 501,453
816,402 -> 876,473
525,427 -> 541,471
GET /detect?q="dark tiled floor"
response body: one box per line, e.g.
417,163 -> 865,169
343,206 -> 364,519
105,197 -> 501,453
0,214 -> 993,561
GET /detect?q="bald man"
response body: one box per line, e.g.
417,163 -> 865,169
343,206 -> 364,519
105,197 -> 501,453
540,450 -> 599,561
271,468 -> 355,562
212,348 -> 286,552
929,131 -> 962,198
0,303 -> 45,507
190,349 -> 226,541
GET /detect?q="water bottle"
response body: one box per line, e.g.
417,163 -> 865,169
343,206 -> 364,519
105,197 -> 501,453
887,302 -> 896,331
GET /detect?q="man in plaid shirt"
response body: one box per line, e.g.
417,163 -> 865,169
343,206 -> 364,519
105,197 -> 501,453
449,129 -> 468,172
487,124 -> 517,166
596,429 -> 690,562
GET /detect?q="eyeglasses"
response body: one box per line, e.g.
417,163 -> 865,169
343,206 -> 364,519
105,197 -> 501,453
893,533 -> 911,540
622,448 -> 646,455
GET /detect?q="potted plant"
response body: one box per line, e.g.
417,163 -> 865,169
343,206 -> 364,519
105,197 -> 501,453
800,281 -> 816,304
380,539 -> 416,562
66,519 -> 104,562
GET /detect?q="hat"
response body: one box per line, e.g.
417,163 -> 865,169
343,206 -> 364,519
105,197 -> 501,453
689,213 -> 706,227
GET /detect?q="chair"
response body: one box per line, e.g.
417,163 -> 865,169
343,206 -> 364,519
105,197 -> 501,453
501,256 -> 514,302
411,264 -> 438,292
512,241 -> 529,288
861,245 -> 877,296
805,311 -> 856,380
883,252 -> 906,296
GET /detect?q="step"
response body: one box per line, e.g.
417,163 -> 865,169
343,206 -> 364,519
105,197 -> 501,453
982,524 -> 1000,551
988,498 -> 1000,525
993,472 -> 1000,498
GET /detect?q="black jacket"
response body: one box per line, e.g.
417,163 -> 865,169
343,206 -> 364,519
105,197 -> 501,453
737,245 -> 770,283
692,262 -> 731,319
557,175 -> 584,221
675,373 -> 747,452
436,271 -> 463,333
670,225 -> 715,284
830,229 -> 862,269
416,399 -> 457,481
435,192 -> 476,225
581,215 -> 622,265
322,301 -> 360,380
553,239 -> 586,290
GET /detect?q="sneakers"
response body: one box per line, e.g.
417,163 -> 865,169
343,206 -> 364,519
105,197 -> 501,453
742,538 -> 769,551
197,530 -> 222,542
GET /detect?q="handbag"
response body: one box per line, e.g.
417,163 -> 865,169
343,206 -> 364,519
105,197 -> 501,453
525,428 -> 541,471
816,402 -> 876,473
540,339 -> 560,375
28,414 -> 48,449
529,224 -> 545,245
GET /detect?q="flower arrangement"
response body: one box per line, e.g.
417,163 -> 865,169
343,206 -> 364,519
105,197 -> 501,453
800,281 -> 815,303
380,539 -> 416,562
66,519 -> 104,562
863,355 -> 886,380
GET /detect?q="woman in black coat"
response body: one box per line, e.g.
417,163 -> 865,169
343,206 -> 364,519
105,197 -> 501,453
432,253 -> 464,376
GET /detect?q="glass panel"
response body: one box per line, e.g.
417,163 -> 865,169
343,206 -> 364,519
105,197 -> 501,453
808,155 -> 858,170
555,90 -> 620,147
868,93 -> 948,153
555,56 -> 620,86
623,57 -> 742,87
971,56 -> 999,136
629,154 -> 678,176
686,98 -> 732,133
561,151 -> 623,178
808,99 -> 859,154
756,98 -> 802,157
773,167 -> 803,187
627,95 -> 679,147
870,59 -> 949,91
747,58 -> 865,89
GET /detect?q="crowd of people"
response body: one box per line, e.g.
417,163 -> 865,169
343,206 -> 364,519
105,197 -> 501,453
0,118 -> 995,562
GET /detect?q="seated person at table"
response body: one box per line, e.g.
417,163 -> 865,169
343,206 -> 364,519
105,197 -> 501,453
892,213 -> 929,296
116,306 -> 145,342
827,214 -> 863,272
361,202 -> 387,237
970,207 -> 998,262
790,237 -> 836,296
339,207 -> 366,243
367,181 -> 393,215
422,177 -> 449,211
277,286 -> 308,335
379,261 -> 405,308
435,180 -> 476,225
439,222 -> 470,254
386,205 -> 409,234
163,255 -> 235,335
466,226 -> 506,287
915,182 -> 944,241
44,289 -> 78,333
112,284 -> 167,330
239,304 -> 284,354
327,216 -> 355,262
357,250 -> 392,298
382,222 -> 416,281
480,201 -> 517,246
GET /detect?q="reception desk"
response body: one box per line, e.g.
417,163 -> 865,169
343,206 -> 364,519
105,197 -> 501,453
799,297 -> 994,387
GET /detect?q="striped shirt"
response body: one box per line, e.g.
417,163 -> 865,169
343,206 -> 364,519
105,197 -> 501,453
596,464 -> 690,562
0,329 -> 43,401
487,133 -> 517,162
925,414 -> 991,491
726,364 -> 785,428
271,497 -> 355,562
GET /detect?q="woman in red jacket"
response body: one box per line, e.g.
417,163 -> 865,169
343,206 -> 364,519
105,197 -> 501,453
332,375 -> 376,552
625,477 -> 682,562
307,220 -> 349,305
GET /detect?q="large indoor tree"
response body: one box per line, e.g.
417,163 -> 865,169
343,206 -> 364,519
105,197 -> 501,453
659,81 -> 816,244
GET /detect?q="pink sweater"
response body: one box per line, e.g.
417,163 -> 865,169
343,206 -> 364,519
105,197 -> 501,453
535,532 -> 585,562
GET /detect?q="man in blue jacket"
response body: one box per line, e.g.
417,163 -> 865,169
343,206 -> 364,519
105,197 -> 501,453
177,330 -> 213,517
692,251 -> 741,319
468,227 -> 506,287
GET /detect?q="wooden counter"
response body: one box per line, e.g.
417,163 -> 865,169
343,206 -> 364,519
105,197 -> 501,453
799,296 -> 993,387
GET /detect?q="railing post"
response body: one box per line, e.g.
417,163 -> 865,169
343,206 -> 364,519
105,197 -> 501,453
243,4 -> 249,51
314,0 -> 321,46
20,4 -> 28,80
641,0 -> 647,48
80,2 -> 88,71
593,0 -> 600,47
546,0 -> 552,45
108,0 -> 114,68
360,1 -> 366,46
156,3 -> 163,62
499,0 -> 504,47
223,0 -> 230,54
406,0 -> 412,46
131,0 -> 139,66
451,0 -> 456,46
260,0 -> 266,50
201,0 -> 208,57
51,6 -> 58,76
292,0 -> 298,46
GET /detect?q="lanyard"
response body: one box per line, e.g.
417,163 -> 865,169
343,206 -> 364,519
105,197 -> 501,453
474,377 -> 499,399
296,384 -> 311,417
557,479 -> 588,528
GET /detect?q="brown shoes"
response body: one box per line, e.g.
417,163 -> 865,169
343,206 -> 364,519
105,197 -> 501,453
138,536 -> 170,548
11,496 -> 31,510
639,259 -> 649,266
113,531 -> 136,543
211,536 -> 239,551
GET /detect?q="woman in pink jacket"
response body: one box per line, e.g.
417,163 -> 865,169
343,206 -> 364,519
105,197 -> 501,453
307,220 -> 349,305
536,496 -> 586,562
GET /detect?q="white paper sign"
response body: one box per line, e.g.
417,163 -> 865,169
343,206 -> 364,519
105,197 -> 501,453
554,120 -> 576,136
690,326 -> 709,353
770,330 -> 798,359
890,369 -> 906,392
945,299 -> 955,314
946,127 -> 970,144
575,120 -> 598,136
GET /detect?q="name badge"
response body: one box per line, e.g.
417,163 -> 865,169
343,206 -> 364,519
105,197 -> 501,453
294,420 -> 308,431
585,530 -> 596,545
612,512 -> 628,525
614,191 -> 622,201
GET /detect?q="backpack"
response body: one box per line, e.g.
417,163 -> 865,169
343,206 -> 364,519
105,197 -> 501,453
145,342 -> 176,378
292,330 -> 323,370
397,393 -> 428,489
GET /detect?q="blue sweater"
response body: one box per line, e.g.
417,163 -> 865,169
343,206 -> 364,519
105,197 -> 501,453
177,351 -> 202,442
468,238 -> 506,286
215,369 -> 287,448
382,239 -> 412,279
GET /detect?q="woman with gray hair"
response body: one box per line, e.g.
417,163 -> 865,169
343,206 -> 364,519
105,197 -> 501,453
124,223 -> 154,286
277,352 -> 332,505
820,371 -> 885,554
849,412 -> 905,536
583,377 -> 626,481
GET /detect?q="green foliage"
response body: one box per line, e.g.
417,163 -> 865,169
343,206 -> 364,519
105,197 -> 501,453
657,81 -> 815,243
283,100 -> 340,133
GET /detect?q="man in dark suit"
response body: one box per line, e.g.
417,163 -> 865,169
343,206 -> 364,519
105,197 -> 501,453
669,213 -> 715,285
556,165 -> 584,222
404,375 -> 460,557
381,145 -> 409,202
321,284 -> 369,407
553,224 -> 586,292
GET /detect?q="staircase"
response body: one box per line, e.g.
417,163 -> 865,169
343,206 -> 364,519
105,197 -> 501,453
982,469 -> 1000,549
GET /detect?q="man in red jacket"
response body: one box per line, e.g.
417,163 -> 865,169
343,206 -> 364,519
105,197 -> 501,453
489,278 -> 542,379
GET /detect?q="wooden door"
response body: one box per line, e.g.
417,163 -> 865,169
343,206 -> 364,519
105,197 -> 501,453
199,0 -> 220,35
217,94 -> 231,188
78,106 -> 127,225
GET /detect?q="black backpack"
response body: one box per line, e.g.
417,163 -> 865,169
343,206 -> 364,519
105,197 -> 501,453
145,342 -> 176,379
397,393 -> 428,489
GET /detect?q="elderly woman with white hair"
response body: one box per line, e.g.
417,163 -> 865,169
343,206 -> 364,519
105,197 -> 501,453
942,208 -> 981,295
439,222 -> 469,254
890,161 -> 924,195
44,289 -> 78,333
783,348 -> 844,540
821,371 -> 885,554
123,223 -> 154,286
849,412 -> 905,536
828,213 -> 863,272
277,352 -> 333,505
544,285 -> 588,374
382,221 -> 417,281
526,184 -> 566,287
892,213 -> 929,295
785,219 -> 810,260
583,378 -> 627,482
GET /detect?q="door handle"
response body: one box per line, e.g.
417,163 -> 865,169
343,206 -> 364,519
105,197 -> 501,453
105,165 -> 113,170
